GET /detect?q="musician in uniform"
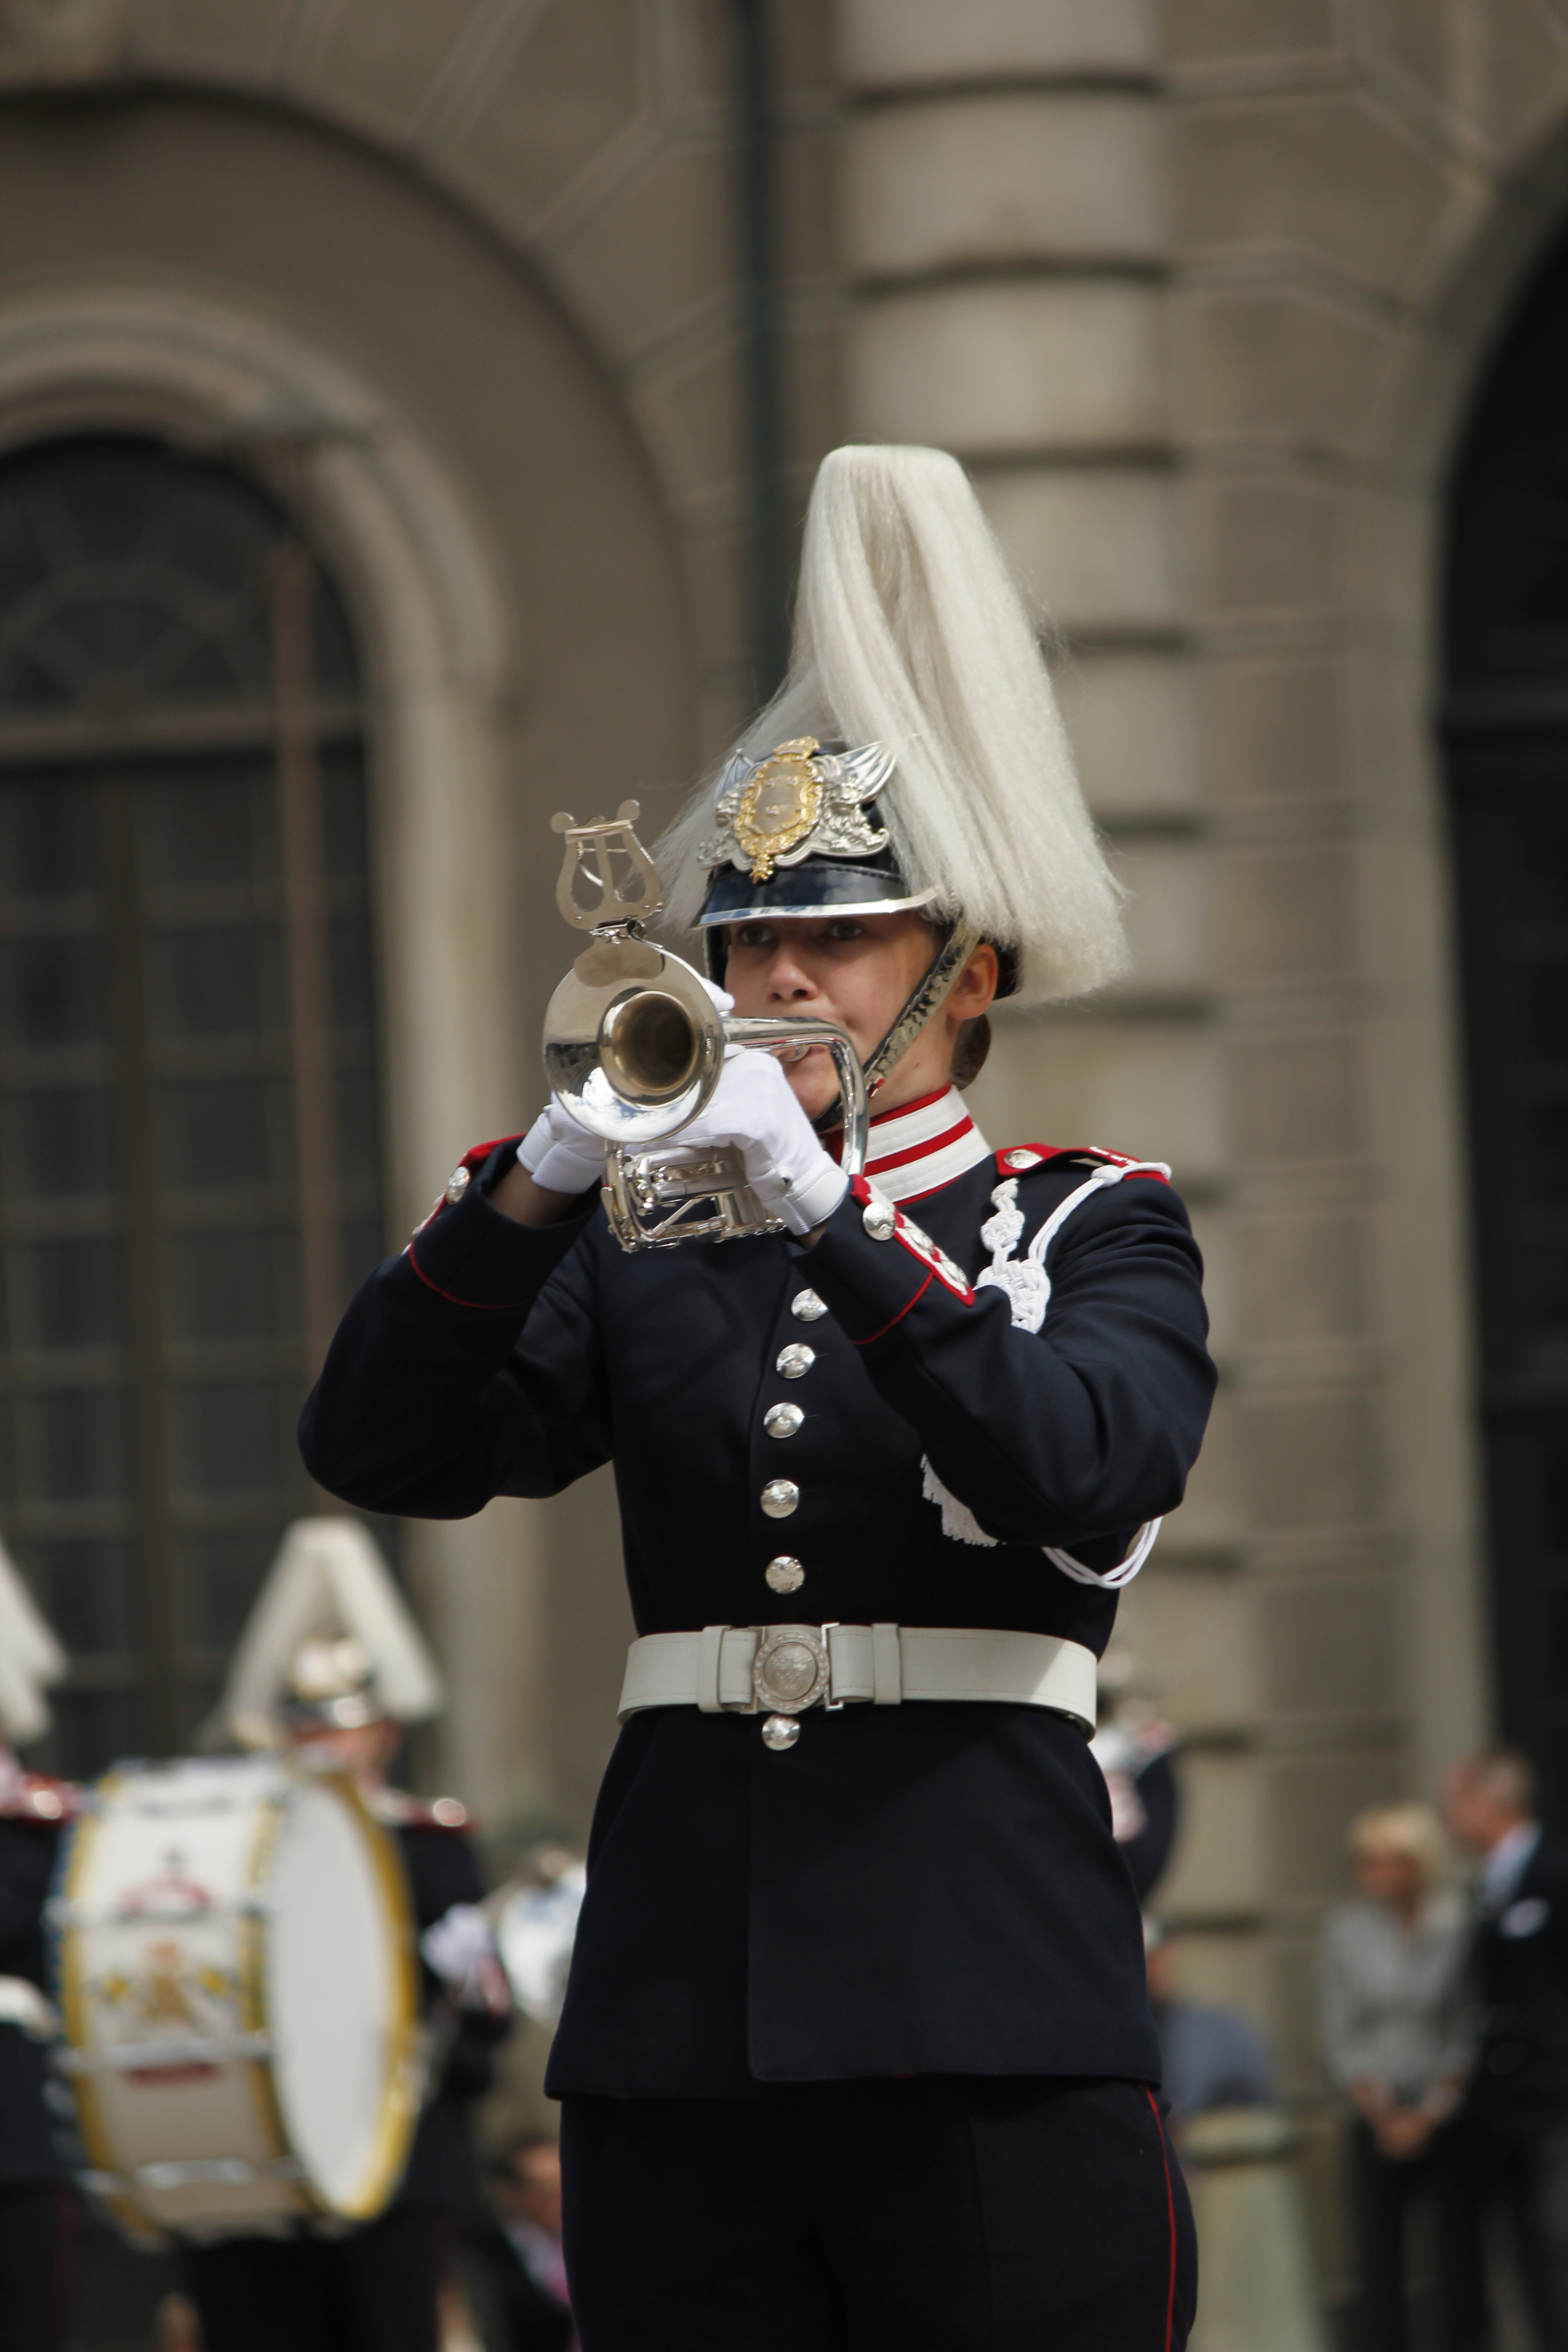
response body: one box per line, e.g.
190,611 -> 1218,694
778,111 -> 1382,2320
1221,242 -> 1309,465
184,1520 -> 511,2352
302,445 -> 1217,2348
0,1543 -> 79,2352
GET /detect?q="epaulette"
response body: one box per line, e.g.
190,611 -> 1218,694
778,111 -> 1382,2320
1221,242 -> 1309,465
368,1785 -> 472,1833
994,1145 -> 1171,1186
0,1772 -> 83,1825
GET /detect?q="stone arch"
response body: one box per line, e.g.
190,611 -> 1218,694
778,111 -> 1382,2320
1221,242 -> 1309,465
1341,92 -> 1568,1794
0,0 -> 840,756
0,85 -> 695,1818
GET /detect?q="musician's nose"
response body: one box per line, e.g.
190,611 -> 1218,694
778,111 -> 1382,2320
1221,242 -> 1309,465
766,941 -> 818,1002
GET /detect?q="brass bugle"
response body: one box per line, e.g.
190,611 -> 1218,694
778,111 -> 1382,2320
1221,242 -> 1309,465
543,942 -> 868,1250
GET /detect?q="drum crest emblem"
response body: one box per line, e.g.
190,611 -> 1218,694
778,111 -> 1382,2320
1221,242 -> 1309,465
92,1848 -> 233,2083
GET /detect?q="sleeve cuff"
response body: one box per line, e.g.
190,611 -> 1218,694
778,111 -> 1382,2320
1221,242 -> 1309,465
407,1139 -> 598,1311
798,1176 -> 975,1346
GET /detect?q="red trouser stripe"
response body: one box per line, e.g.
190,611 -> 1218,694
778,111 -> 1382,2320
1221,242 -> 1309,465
1145,2085 -> 1177,2352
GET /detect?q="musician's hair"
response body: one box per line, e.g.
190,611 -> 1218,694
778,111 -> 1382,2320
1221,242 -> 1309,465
659,443 -> 1127,1006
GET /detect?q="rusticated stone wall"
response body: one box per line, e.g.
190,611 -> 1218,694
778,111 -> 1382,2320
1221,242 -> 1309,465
3,5 -> 1568,2265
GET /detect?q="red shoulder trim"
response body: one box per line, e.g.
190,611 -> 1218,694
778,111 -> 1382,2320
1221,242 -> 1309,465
849,1175 -> 975,1305
994,1145 -> 1171,1186
0,1774 -> 84,1824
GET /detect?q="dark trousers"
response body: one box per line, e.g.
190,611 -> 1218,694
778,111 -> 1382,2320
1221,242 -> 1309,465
181,2207 -> 441,2352
561,2075 -> 1196,2352
1345,2116 -> 1485,2352
1486,2128 -> 1568,2352
0,2182 -> 73,2352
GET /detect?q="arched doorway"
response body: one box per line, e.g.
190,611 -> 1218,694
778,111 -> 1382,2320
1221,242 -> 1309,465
1444,216 -> 1568,1819
0,432 -> 387,1775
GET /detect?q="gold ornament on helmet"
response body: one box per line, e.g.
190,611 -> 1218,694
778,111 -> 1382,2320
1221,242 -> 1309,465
698,737 -> 894,886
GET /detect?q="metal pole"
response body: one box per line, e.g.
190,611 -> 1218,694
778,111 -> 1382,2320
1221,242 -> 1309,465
732,0 -> 789,701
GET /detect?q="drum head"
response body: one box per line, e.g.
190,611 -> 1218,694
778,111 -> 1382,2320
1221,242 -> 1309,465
264,1778 -> 416,2216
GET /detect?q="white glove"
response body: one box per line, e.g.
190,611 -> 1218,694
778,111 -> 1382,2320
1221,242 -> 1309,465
517,982 -> 733,1196
420,1901 -> 511,2015
675,1047 -> 848,1236
517,1099 -> 606,1196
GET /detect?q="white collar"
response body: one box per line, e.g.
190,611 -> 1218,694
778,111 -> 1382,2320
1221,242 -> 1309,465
858,1085 -> 993,1205
1481,1820 -> 1542,1910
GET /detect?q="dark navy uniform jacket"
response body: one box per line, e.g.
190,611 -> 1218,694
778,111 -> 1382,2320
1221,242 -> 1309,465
1473,1839 -> 1568,2141
300,1126 -> 1215,2099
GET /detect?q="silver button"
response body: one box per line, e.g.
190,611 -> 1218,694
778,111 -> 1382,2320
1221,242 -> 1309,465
863,1196 -> 896,1240
764,1402 -> 804,1439
761,1480 -> 799,1519
776,1344 -> 815,1379
445,1166 -> 471,1205
791,1288 -> 828,1322
1003,1149 -> 1042,1171
765,1556 -> 804,1594
761,1714 -> 800,1751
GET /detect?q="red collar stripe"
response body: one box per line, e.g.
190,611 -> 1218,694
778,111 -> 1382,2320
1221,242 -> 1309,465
854,1086 -> 993,1205
866,1116 -> 975,1177
869,1086 -> 951,1127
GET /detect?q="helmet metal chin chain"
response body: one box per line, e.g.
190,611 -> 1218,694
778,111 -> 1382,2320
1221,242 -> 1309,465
813,916 -> 984,1137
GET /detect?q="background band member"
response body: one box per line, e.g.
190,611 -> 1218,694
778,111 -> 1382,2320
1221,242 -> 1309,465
458,2136 -> 574,2352
302,443 -> 1217,2348
184,1517 -> 511,2352
0,1541 -> 78,2352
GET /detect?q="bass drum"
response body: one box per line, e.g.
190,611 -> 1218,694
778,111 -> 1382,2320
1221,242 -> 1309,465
52,1755 -> 421,2244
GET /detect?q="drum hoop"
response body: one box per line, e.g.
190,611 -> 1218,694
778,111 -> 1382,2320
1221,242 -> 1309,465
281,1771 -> 422,2221
53,1762 -> 422,2234
53,1769 -> 155,2246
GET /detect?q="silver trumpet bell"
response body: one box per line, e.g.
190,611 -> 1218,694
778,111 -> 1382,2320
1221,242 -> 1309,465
543,805 -> 868,1250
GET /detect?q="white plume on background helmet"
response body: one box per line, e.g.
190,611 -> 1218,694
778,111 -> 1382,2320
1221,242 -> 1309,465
215,1515 -> 445,1744
659,443 -> 1127,1006
0,1539 -> 66,1747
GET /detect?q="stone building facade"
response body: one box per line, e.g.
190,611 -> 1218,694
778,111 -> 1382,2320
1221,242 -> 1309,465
3,0 -> 1568,2238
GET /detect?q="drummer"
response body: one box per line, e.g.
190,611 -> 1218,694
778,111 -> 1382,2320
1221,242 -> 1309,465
183,1520 -> 511,2352
0,1543 -> 79,2352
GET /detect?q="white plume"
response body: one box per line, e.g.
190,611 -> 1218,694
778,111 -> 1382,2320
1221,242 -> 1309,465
658,444 -> 1127,1005
0,1540 -> 66,1746
217,1516 -> 445,1736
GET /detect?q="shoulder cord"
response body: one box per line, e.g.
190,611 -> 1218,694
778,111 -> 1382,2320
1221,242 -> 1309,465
921,1162 -> 1170,1587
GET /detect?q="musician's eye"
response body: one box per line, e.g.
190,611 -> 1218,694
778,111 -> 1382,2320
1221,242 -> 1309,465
731,923 -> 775,951
823,919 -> 868,942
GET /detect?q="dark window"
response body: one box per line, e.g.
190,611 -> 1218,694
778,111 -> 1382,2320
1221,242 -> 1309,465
1445,220 -> 1568,1822
0,436 -> 387,1772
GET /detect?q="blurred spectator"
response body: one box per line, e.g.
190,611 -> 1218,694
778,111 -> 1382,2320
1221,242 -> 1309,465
1146,1920 -> 1274,2122
1322,1801 -> 1482,2352
1093,1652 -> 1181,1902
458,2137 -> 573,2352
1446,1749 -> 1568,2352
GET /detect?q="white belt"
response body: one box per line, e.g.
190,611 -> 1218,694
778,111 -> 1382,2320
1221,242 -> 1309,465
618,1623 -> 1097,1734
0,1976 -> 56,2039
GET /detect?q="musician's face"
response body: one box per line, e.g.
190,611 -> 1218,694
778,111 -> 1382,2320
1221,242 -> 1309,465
288,1717 -> 402,1787
723,912 -> 996,1119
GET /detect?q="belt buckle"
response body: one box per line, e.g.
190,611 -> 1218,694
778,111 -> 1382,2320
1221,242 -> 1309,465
749,1623 -> 840,1715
